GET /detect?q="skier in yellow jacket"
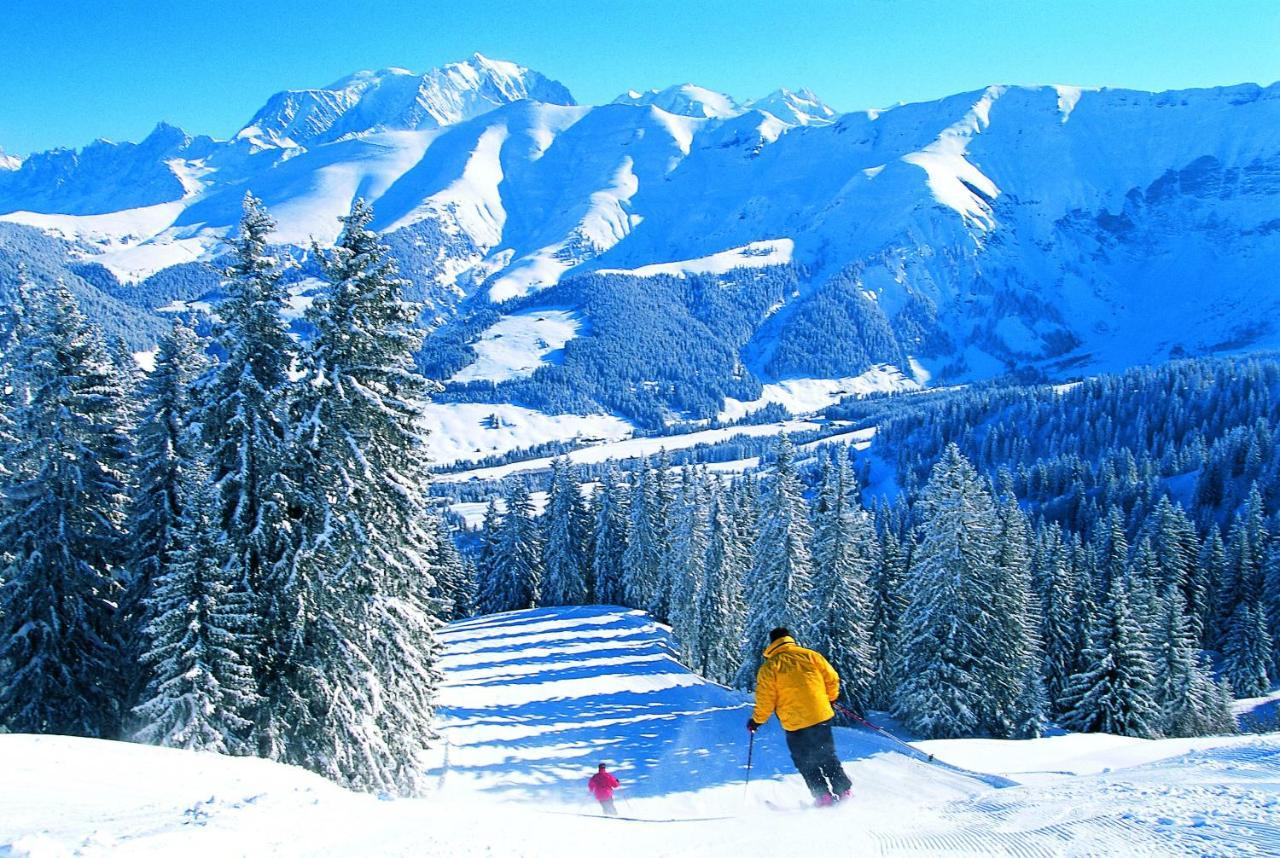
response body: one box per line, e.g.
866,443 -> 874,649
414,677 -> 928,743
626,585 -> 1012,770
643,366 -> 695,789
747,627 -> 853,807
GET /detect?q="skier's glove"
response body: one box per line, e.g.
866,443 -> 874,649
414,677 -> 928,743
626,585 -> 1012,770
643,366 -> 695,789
747,719 -> 760,733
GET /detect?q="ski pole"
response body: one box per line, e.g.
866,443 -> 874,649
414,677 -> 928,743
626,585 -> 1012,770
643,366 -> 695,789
743,729 -> 756,797
833,702 -> 934,763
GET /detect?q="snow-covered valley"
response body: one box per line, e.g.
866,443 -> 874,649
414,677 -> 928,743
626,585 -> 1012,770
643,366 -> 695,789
5,607 -> 1278,857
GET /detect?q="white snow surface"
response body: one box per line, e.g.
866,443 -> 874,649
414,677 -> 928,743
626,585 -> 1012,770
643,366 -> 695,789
422,402 -> 633,465
744,88 -> 838,126
433,418 -> 823,481
0,200 -> 216,283
901,86 -> 1003,228
450,309 -> 582,384
596,239 -> 793,279
613,84 -> 741,119
3,606 -> 1279,857
131,350 -> 157,373
717,364 -> 921,422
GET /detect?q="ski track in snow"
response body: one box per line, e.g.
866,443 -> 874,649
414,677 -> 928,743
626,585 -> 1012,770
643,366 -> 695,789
3,606 -> 1279,857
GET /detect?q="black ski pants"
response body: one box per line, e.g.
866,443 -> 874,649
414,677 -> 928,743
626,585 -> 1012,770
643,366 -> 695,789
784,718 -> 852,799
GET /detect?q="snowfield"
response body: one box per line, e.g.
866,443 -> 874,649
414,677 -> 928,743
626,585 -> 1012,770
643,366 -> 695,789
432,418 -> 823,480
595,239 -> 794,279
4,606 -> 1279,857
716,365 -> 922,424
421,402 -> 633,465
449,309 -> 582,384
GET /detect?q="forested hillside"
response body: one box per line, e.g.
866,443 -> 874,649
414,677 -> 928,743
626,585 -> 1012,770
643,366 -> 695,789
466,355 -> 1280,740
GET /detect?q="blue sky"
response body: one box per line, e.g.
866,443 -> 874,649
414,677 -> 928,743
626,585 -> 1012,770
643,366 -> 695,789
2,0 -> 1278,155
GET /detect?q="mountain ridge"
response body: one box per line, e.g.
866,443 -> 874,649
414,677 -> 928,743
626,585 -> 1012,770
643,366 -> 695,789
1,59 -> 1278,431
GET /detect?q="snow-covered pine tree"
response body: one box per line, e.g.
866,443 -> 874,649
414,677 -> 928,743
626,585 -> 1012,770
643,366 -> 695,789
0,279 -> 32,493
591,461 -> 629,606
102,334 -> 144,420
0,283 -> 132,737
1066,531 -> 1102,692
488,482 -> 543,612
285,198 -> 443,794
1198,526 -> 1227,646
542,458 -> 588,605
734,434 -> 814,688
867,502 -> 909,710
1214,485 -> 1268,647
893,444 -> 1003,738
0,274 -> 33,443
650,448 -> 677,621
1145,497 -> 1206,639
1126,536 -> 1164,649
475,498 -> 506,615
199,193 -> 296,738
668,468 -> 711,661
428,515 -> 475,621
1220,600 -> 1272,697
1152,585 -> 1236,737
0,265 -> 31,359
120,321 -> 207,707
1059,571 -> 1162,738
991,490 -> 1046,737
804,450 -> 876,711
622,457 -> 664,614
1096,505 -> 1130,594
1035,523 -> 1079,712
691,487 -> 746,686
133,458 -> 261,753
1263,542 -> 1280,677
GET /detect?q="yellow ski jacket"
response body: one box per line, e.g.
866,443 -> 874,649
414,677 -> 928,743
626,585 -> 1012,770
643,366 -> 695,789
750,636 -> 839,732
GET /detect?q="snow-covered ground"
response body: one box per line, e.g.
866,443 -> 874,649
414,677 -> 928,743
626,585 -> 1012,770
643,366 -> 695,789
595,239 -> 794,279
0,201 -> 218,283
450,309 -> 582,384
432,418 -> 822,481
716,365 -> 922,423
4,606 -> 1279,857
422,402 -> 633,465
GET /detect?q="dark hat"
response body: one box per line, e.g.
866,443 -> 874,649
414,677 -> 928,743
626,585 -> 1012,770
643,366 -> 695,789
769,627 -> 791,642
598,762 -> 607,770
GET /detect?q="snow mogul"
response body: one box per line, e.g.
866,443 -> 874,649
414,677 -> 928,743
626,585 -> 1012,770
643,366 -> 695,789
746,627 -> 853,807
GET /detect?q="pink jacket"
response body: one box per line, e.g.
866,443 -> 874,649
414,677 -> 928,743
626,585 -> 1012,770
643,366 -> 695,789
588,770 -> 619,800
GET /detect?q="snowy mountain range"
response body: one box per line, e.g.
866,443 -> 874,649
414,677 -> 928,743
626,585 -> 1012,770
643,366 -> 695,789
2,54 -> 1279,437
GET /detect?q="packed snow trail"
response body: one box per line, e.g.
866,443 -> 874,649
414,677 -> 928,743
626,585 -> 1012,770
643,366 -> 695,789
430,607 -> 1280,854
3,606 -> 1280,856
429,606 -> 1010,801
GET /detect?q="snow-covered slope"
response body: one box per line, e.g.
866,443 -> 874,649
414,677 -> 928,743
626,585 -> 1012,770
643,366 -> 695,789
3,59 -> 1280,432
3,606 -> 1279,857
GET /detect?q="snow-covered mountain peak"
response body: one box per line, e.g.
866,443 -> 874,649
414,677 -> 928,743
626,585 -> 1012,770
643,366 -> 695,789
237,54 -> 575,148
140,121 -> 193,150
745,87 -> 838,125
0,149 -> 22,171
320,65 -> 416,93
613,83 -> 741,119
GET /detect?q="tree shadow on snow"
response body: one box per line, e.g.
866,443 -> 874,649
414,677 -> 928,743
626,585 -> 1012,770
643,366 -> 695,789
430,607 -> 912,802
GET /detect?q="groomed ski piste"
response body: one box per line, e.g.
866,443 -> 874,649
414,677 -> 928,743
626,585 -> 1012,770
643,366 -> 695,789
4,606 -> 1280,857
